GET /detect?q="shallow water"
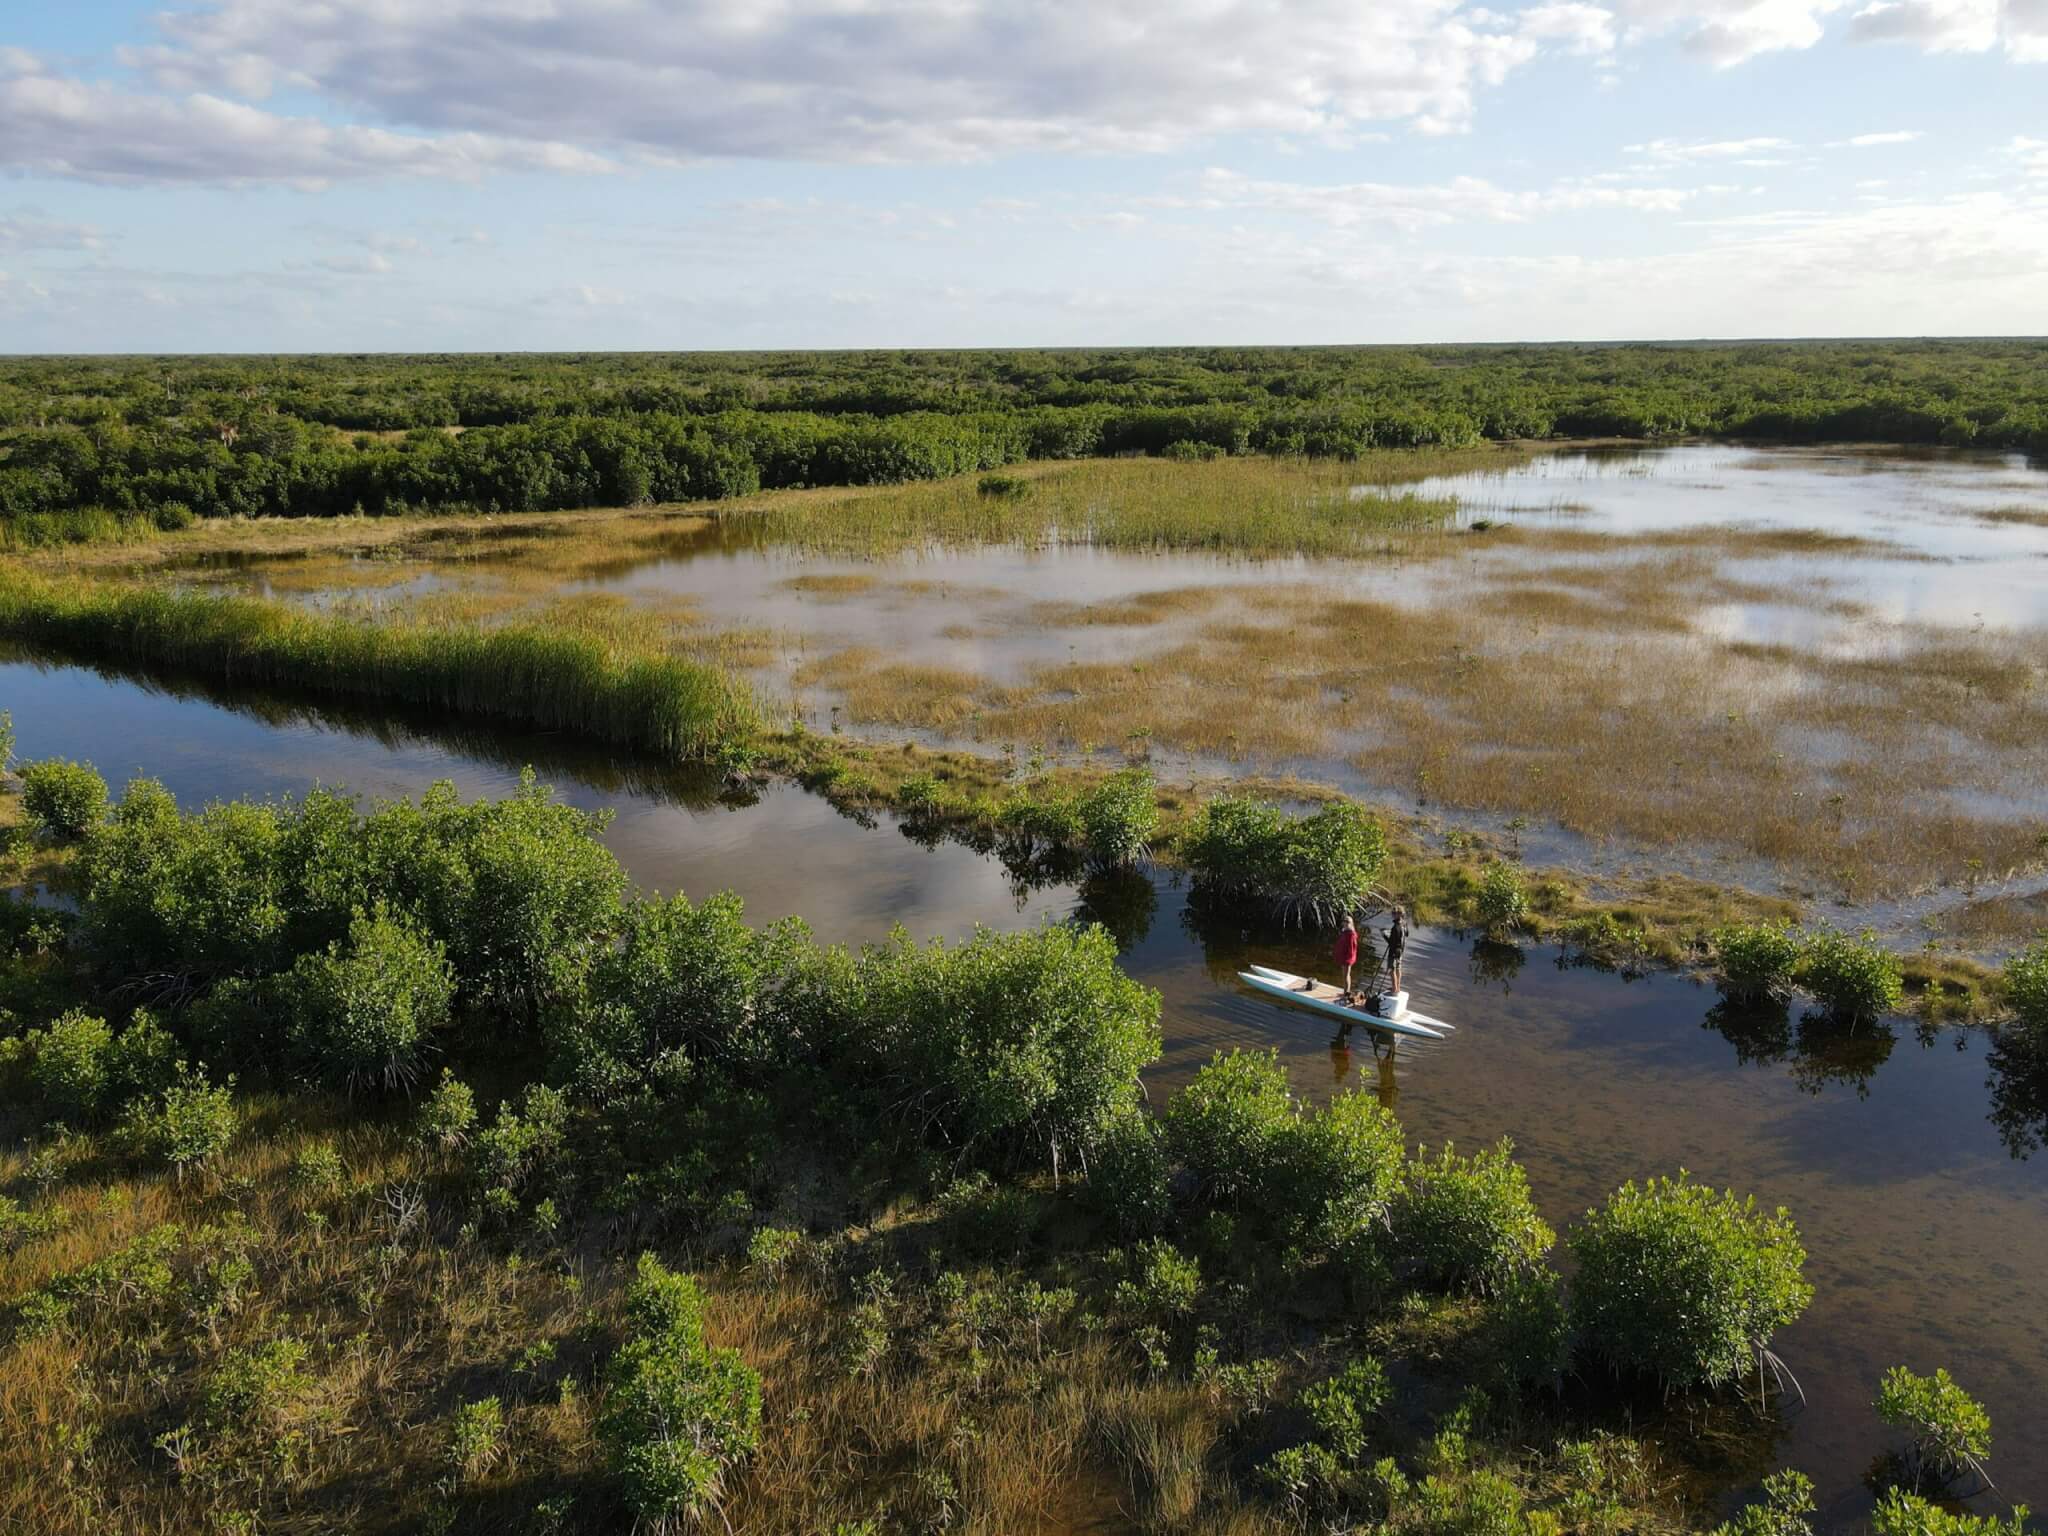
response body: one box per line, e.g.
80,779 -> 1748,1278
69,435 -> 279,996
1378,444 -> 2048,630
3,657 -> 2044,1526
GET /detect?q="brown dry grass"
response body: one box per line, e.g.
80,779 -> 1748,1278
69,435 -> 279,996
0,1111 -> 1313,1536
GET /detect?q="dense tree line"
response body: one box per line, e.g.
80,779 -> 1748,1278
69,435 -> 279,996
1,342 -> 2043,525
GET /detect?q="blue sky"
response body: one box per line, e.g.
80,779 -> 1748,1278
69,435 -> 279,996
2,0 -> 2044,350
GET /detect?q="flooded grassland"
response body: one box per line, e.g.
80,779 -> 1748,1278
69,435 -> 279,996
66,445 -> 2048,947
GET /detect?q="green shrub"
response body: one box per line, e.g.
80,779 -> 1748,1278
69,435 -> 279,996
1794,928 -> 1903,1021
287,904 -> 455,1094
1568,1173 -> 1812,1392
1475,862 -> 1529,939
1268,1090 -> 1405,1252
471,1082 -> 572,1218
17,758 -> 108,838
106,1010 -> 180,1105
448,1396 -> 507,1481
997,786 -> 1082,849
1301,1357 -> 1391,1463
205,1337 -> 310,1428
1163,1048 -> 1293,1206
1713,1469 -> 1816,1536
1711,921 -> 1803,1001
1393,1139 -> 1554,1295
0,709 -> 11,771
1087,1107 -> 1172,1236
1482,1266 -> 1572,1388
572,892 -> 807,1089
1259,1441 -> 1345,1524
745,1226 -> 807,1276
1113,1237 -> 1200,1320
289,1141 -> 347,1199
1077,766 -> 1158,867
1870,1491 -> 2035,1536
124,1061 -> 238,1179
598,1253 -> 763,1529
1875,1365 -> 1993,1489
896,772 -> 944,819
25,1009 -> 113,1123
831,921 -> 1161,1172
417,1069 -> 478,1150
977,472 -> 1029,499
82,772 -> 625,1024
1180,797 -> 1387,925
2001,942 -> 2048,1037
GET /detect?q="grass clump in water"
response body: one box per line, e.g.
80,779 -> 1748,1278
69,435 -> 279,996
0,571 -> 760,762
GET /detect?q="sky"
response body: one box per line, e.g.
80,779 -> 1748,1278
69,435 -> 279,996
0,0 -> 2044,351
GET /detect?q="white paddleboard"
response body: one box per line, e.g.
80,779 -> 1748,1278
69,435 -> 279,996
1237,966 -> 1446,1040
1245,963 -> 1453,1031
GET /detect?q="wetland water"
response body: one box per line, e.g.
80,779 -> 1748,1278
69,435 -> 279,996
4,653 -> 2045,1526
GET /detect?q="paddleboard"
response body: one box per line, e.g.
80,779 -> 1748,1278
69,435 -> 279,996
1237,966 -> 1446,1040
1245,963 -> 1453,1031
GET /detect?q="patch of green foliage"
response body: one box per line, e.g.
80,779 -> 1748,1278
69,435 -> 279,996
2002,942 -> 2048,1038
17,758 -> 108,838
1162,1048 -> 1295,1206
285,904 -> 454,1095
598,1253 -> 763,1530
1393,1138 -> 1555,1296
1567,1173 -> 1812,1393
1475,862 -> 1530,940
1875,1365 -> 1993,1490
1180,796 -> 1386,925
1077,765 -> 1159,868
1711,920 -> 1803,1001
1794,927 -> 1904,1022
1713,1469 -> 1817,1536
1871,1491 -> 2036,1536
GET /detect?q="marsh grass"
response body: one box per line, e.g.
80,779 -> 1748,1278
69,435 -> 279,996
731,455 -> 1475,559
793,552 -> 2048,896
0,572 -> 761,762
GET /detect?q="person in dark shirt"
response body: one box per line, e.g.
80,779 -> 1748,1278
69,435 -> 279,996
1383,906 -> 1409,997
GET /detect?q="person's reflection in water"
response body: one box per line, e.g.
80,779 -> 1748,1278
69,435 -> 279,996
1373,1034 -> 1399,1112
1329,1025 -> 1353,1086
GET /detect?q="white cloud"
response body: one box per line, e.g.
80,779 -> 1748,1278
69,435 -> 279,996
0,211 -> 105,251
1846,0 -> 2000,50
1833,130 -> 1925,146
1518,3 -> 1621,53
1610,0 -> 2045,60
1611,0 -> 1849,64
1627,136 -> 1798,161
1167,167 -> 1696,233
118,0 -> 1554,164
0,51 -> 616,187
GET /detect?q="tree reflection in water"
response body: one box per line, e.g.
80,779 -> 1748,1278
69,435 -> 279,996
1468,937 -> 1525,993
1072,867 -> 1158,952
1702,996 -> 1898,1099
1987,1026 -> 2048,1160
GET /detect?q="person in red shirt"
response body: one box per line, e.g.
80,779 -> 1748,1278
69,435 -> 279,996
1334,915 -> 1361,1000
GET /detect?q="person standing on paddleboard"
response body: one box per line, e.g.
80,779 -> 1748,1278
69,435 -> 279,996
1382,906 -> 1409,999
1335,915 -> 1361,1000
